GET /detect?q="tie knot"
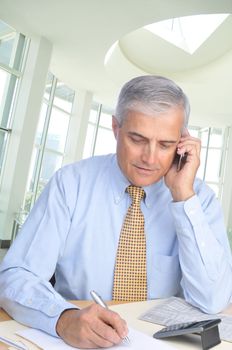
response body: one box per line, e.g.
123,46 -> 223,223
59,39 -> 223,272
127,185 -> 145,203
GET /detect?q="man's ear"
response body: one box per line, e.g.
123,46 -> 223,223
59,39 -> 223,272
112,116 -> 120,139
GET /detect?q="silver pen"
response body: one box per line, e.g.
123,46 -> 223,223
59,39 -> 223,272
90,290 -> 130,344
90,290 -> 108,309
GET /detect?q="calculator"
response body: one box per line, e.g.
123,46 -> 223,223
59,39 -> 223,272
153,319 -> 221,339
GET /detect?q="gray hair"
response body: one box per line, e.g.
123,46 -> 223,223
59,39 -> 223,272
114,75 -> 190,127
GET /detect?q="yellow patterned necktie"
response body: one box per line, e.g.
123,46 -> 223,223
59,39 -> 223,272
113,185 -> 147,301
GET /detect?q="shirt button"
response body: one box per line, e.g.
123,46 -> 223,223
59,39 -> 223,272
189,209 -> 195,215
201,241 -> 205,248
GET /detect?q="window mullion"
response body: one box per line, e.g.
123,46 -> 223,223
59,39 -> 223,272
0,62 -> 21,77
203,127 -> 211,180
30,76 -> 57,208
92,103 -> 102,156
218,127 -> 230,200
12,33 -> 26,71
1,74 -> 17,128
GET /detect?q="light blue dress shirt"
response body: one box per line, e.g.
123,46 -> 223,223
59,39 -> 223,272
0,154 -> 232,337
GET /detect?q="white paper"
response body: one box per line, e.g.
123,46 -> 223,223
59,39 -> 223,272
17,327 -> 176,350
139,296 -> 232,342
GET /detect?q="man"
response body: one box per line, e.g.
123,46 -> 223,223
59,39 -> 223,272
0,75 -> 232,348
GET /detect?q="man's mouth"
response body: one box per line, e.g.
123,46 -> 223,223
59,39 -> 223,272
134,164 -> 159,173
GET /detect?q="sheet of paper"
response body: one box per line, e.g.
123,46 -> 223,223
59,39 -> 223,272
139,296 -> 232,342
0,320 -> 38,350
17,327 -> 176,350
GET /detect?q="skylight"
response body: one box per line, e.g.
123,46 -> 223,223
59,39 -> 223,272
144,14 -> 229,54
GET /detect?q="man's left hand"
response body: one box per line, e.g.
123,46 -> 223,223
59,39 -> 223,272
165,130 -> 201,202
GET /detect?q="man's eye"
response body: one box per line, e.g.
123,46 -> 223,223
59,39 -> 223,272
160,143 -> 170,149
130,136 -> 144,143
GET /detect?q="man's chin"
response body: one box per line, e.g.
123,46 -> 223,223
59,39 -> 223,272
129,174 -> 163,187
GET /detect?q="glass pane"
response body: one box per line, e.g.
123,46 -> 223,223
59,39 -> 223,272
197,148 -> 206,179
99,111 -> 112,128
0,21 -> 17,67
0,21 -> 25,71
207,183 -> 219,197
0,130 -> 8,176
0,68 -> 18,128
205,149 -> 221,182
94,127 -> 116,155
200,128 -> 209,147
39,151 -> 63,191
35,102 -> 48,145
28,147 -> 40,192
45,107 -> 70,153
0,69 -> 10,127
23,147 -> 40,212
53,82 -> 75,113
89,107 -> 99,123
209,128 -> 223,148
83,124 -> 95,158
44,72 -> 54,101
227,229 -> 232,251
0,68 -> 8,108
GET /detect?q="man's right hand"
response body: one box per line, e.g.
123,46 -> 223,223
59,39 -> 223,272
56,304 -> 129,348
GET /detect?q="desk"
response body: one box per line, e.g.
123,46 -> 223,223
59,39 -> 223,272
0,300 -> 232,350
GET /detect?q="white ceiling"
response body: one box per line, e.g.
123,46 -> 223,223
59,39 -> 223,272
0,0 -> 232,126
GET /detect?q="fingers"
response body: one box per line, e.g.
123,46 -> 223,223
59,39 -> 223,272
177,135 -> 201,158
165,131 -> 201,201
85,305 -> 128,347
98,307 -> 128,341
74,326 -> 114,349
82,326 -> 116,348
56,304 -> 128,349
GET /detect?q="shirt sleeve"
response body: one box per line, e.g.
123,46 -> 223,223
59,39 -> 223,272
170,183 -> 232,314
0,169 -> 79,336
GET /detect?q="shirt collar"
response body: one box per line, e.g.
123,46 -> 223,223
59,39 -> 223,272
143,179 -> 165,208
110,154 -> 166,206
110,155 -> 130,204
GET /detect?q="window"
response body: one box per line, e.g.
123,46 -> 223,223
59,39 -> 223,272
83,102 -> 115,158
187,126 -> 227,199
0,20 -> 26,182
23,72 -> 75,212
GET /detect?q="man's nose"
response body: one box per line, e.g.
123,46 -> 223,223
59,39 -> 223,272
141,144 -> 157,164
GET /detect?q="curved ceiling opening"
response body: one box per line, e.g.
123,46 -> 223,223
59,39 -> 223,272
144,14 -> 229,55
105,13 -> 232,75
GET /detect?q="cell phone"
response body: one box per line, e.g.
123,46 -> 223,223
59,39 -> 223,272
176,152 -> 187,171
153,318 -> 221,339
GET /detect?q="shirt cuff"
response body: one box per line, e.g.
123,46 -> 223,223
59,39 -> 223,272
45,300 -> 79,337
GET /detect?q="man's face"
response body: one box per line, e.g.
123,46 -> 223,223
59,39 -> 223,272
112,109 -> 185,187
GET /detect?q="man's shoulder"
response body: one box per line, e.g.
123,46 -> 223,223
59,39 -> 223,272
193,177 -> 217,202
59,154 -> 116,178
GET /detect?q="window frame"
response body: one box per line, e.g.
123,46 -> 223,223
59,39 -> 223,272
0,28 -> 27,184
23,73 -> 75,212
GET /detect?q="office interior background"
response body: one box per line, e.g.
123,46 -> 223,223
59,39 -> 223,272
0,0 -> 232,250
